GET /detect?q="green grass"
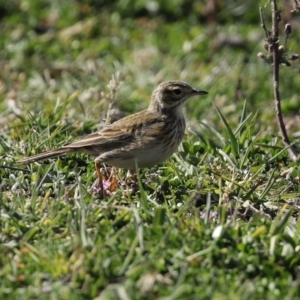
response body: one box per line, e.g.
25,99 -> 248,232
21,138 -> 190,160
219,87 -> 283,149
1,1 -> 300,299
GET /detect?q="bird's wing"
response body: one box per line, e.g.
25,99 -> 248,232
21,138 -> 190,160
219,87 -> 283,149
62,109 -> 163,151
62,126 -> 133,150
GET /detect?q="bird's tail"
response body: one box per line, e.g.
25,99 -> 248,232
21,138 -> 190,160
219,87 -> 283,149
18,148 -> 72,164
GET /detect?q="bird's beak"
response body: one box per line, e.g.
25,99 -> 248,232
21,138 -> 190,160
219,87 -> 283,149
193,89 -> 208,95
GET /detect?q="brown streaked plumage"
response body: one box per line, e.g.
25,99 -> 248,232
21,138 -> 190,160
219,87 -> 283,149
19,80 -> 208,194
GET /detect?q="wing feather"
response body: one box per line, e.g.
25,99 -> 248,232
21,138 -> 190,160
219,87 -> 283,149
62,109 -> 163,151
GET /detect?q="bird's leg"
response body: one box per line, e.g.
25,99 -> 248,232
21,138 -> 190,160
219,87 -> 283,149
123,169 -> 139,195
128,169 -> 138,182
95,161 -> 105,198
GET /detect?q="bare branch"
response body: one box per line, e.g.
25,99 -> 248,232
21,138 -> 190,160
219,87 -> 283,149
259,6 -> 270,39
270,0 -> 298,161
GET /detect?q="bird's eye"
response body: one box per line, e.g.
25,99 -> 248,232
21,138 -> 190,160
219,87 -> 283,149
173,89 -> 182,95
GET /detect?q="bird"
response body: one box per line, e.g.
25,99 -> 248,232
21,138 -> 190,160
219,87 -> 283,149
19,80 -> 208,196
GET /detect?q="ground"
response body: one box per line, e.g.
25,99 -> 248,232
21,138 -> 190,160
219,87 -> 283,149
1,1 -> 300,299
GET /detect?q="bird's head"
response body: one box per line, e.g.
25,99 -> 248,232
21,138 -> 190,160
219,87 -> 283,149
149,80 -> 208,113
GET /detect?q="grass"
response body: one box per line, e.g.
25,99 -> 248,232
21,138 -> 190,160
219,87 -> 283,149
1,0 -> 300,299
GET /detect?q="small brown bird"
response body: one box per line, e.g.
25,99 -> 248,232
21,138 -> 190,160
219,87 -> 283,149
19,80 -> 208,194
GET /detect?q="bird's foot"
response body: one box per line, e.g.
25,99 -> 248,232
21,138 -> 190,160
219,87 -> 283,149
92,166 -> 118,199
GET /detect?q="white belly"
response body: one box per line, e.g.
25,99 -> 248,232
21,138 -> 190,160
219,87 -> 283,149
104,141 -> 180,169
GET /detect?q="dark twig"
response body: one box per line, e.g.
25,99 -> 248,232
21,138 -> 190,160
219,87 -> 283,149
260,6 -> 270,39
259,1 -> 298,161
270,0 -> 298,161
0,165 -> 30,172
